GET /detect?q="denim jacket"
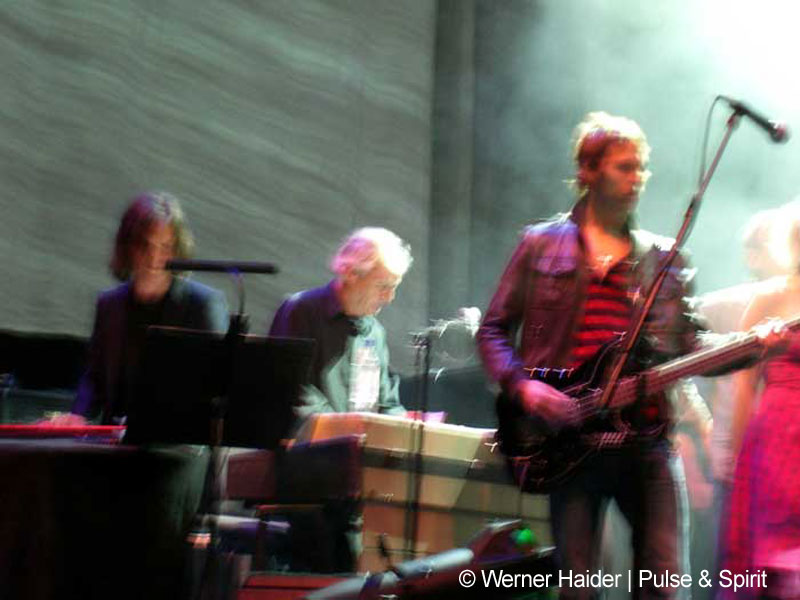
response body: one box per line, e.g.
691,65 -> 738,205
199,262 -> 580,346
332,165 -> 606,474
477,200 -> 704,399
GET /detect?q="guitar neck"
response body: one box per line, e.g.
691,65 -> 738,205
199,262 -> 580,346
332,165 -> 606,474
605,316 -> 800,410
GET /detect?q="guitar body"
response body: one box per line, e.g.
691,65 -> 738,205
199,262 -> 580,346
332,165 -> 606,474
495,316 -> 800,494
496,341 -> 668,493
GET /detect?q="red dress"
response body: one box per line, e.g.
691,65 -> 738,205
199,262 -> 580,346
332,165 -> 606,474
725,334 -> 800,580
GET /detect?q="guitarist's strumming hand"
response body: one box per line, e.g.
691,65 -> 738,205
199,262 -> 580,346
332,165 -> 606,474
516,379 -> 581,433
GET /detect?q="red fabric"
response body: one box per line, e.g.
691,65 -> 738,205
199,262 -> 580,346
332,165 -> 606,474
725,336 -> 800,578
570,261 -> 634,367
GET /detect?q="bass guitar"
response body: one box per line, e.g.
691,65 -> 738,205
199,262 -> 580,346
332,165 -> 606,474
497,319 -> 797,493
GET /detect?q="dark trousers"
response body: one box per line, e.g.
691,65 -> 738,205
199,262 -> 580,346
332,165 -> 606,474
549,441 -> 690,600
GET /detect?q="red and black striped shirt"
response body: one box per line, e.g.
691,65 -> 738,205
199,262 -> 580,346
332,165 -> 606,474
569,259 -> 635,368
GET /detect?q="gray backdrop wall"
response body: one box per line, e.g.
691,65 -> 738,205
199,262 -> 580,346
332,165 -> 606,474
0,1 -> 436,372
3,0 -> 800,379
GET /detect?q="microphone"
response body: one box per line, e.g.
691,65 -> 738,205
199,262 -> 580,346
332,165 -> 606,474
720,96 -> 789,143
165,259 -> 279,274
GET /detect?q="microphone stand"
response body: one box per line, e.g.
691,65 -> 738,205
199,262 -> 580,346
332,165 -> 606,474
402,314 -> 478,561
200,269 -> 251,519
162,258 -> 280,598
405,329 -> 433,562
196,269 -> 253,600
227,269 -> 250,338
598,110 -> 743,409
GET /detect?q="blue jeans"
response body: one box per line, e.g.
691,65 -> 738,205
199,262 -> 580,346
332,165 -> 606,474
549,440 -> 690,600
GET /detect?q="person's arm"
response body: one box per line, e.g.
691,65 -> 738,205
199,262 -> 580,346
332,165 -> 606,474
269,296 -> 336,415
477,231 -> 578,432
730,364 -> 762,460
476,235 -> 531,396
673,378 -> 713,454
202,288 -> 229,333
730,292 -> 771,457
72,296 -> 106,420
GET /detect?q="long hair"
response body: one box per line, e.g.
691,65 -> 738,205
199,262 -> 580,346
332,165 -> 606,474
109,191 -> 193,281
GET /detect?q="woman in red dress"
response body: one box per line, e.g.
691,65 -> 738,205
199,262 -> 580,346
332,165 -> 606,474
725,214 -> 800,598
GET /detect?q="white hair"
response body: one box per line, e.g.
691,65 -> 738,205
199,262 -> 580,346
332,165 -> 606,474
331,227 -> 413,277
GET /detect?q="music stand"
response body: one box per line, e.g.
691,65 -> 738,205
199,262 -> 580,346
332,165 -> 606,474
124,328 -> 313,598
125,328 -> 314,448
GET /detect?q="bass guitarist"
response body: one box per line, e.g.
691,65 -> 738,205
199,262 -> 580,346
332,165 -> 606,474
477,111 -> 766,600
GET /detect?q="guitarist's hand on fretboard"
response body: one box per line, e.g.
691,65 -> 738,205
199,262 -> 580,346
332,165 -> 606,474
516,379 -> 581,434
